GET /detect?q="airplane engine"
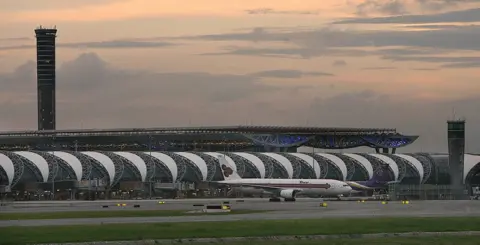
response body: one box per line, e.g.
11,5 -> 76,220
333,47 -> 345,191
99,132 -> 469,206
280,189 -> 298,199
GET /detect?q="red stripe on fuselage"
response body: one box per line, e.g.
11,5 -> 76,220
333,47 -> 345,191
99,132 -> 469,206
242,183 -> 331,189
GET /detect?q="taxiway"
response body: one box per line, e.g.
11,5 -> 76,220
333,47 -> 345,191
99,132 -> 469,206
1,198 -> 480,227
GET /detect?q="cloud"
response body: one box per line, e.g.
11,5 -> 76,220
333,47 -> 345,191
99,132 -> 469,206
0,37 -> 30,42
0,0 -> 126,11
352,0 -> 480,17
0,52 -> 289,130
1,53 -> 479,152
404,24 -> 465,29
308,90 -> 480,153
411,68 -> 439,71
335,7 -> 480,24
383,55 -> 480,68
191,26 -> 480,70
361,66 -> 396,70
415,0 -> 480,12
356,0 -> 409,16
249,69 -> 333,78
245,8 -> 319,15
0,40 -> 175,51
332,60 -> 347,67
191,25 -> 480,51
441,62 -> 480,68
185,27 -> 290,43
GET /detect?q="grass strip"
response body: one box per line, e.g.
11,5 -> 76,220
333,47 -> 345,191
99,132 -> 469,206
185,236 -> 480,245
0,209 -> 262,220
1,217 -> 480,245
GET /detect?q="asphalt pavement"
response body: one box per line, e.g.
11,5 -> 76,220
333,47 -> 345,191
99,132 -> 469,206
1,199 -> 480,227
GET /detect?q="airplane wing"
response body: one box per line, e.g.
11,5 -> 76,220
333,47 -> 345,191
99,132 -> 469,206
222,182 -> 303,194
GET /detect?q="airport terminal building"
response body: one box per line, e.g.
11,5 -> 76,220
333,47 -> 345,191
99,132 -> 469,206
1,151 -> 480,200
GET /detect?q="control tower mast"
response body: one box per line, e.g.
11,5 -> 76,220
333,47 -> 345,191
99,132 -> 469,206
35,26 -> 57,130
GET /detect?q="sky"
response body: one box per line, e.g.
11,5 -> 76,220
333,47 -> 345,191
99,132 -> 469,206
0,0 -> 479,153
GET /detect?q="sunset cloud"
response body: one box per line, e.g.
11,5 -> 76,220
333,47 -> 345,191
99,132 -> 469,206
0,0 -> 479,152
0,52 -> 479,152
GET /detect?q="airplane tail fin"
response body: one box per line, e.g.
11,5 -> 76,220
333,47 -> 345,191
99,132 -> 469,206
218,154 -> 242,181
367,164 -> 394,186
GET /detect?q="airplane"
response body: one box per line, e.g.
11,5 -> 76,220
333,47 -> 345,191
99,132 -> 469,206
346,164 -> 399,192
214,154 -> 353,202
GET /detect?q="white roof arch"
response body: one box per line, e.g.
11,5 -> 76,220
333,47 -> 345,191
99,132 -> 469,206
113,152 -> 147,182
288,153 -> 321,179
315,153 -> 347,181
174,152 -> 208,181
204,153 -> 237,173
465,154 -> 480,183
261,153 -> 293,178
148,152 -> 178,182
342,153 -> 374,179
0,153 -> 14,185
14,151 -> 49,182
50,151 -> 83,181
368,154 -> 399,181
394,154 -> 424,183
231,152 -> 265,178
80,152 -> 115,183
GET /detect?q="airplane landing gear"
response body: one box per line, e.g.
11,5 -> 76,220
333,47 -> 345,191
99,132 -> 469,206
269,197 -> 281,202
284,198 -> 296,202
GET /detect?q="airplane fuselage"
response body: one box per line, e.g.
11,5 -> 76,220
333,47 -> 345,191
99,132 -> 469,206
346,181 -> 389,191
218,178 -> 352,197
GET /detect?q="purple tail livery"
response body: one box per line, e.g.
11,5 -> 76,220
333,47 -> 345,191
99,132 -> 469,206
347,164 -> 398,191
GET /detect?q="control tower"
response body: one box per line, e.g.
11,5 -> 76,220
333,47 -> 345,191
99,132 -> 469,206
35,26 -> 57,131
447,119 -> 468,199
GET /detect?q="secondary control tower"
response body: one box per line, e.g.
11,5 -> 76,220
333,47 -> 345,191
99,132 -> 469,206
447,119 -> 468,199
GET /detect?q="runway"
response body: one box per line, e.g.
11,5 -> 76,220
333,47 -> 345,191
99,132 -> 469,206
1,199 -> 480,227
1,198 -> 358,213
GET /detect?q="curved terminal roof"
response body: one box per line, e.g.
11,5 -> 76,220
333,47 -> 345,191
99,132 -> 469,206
369,154 -> 399,181
51,151 -> 83,181
465,154 -> 480,183
174,152 -> 208,181
148,152 -> 178,181
81,151 -> 116,182
342,153 -> 374,179
14,151 -> 49,182
231,152 -> 265,178
113,152 -> 147,181
315,153 -> 347,180
288,153 -> 321,178
0,153 -> 14,185
261,153 -> 293,178
204,152 -> 237,172
4,151 -> 480,186
394,153 -> 424,183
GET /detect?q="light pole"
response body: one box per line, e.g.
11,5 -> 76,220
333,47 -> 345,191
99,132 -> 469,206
312,146 -> 315,179
148,135 -> 153,199
51,135 -> 56,200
